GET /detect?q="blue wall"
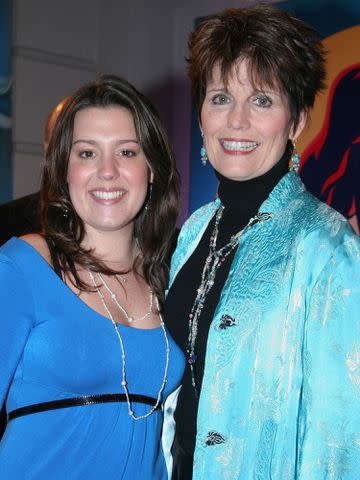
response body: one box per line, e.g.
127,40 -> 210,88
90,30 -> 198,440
281,0 -> 360,38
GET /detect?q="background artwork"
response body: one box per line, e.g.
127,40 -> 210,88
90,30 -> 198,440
299,27 -> 360,234
0,0 -> 12,203
189,0 -> 360,235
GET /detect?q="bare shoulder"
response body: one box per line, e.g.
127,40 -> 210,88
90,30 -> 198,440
20,233 -> 51,265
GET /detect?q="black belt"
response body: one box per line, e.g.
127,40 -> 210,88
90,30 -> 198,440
7,393 -> 160,421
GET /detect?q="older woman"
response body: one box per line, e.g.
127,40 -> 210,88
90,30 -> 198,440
163,6 -> 360,479
0,75 -> 185,478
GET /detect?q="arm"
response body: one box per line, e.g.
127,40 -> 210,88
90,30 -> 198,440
298,239 -> 360,478
0,256 -> 34,408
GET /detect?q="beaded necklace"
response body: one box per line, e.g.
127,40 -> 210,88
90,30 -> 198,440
186,205 -> 271,397
88,270 -> 170,420
98,272 -> 153,324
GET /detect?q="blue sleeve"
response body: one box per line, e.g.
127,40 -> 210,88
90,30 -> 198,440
298,239 -> 360,477
0,256 -> 34,407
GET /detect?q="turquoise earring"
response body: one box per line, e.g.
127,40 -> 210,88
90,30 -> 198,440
200,146 -> 208,166
290,141 -> 300,172
200,130 -> 208,166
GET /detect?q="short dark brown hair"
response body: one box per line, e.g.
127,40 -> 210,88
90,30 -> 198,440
41,74 -> 180,306
187,5 -> 326,129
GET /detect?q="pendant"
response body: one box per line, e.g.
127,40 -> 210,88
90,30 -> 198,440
116,274 -> 128,283
128,317 -> 134,323
188,353 -> 198,364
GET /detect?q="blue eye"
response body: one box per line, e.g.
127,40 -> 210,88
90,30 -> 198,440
211,94 -> 230,105
254,95 -> 272,108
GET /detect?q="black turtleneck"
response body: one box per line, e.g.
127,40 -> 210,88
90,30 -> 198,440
165,147 -> 290,480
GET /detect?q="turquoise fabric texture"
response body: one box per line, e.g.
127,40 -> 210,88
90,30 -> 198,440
0,238 -> 185,479
163,172 -> 360,479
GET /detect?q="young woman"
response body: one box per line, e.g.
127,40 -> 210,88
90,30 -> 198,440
0,74 -> 185,479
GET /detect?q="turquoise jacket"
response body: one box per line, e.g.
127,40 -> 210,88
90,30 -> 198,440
163,172 -> 360,479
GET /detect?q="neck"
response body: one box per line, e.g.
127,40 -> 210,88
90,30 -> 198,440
216,142 -> 291,216
213,143 -> 291,245
82,226 -> 137,269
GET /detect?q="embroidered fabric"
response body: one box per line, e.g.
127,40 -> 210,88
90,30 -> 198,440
164,172 -> 360,479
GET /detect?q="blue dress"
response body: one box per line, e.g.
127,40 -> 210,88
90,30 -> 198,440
0,238 -> 185,479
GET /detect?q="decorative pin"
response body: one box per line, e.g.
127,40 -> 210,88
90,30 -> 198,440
202,431 -> 226,446
217,314 -> 237,330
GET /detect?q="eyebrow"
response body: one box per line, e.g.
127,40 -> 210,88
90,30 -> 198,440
206,86 -> 280,96
72,139 -> 139,145
206,86 -> 227,92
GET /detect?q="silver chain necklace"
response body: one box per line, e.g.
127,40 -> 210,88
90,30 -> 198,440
88,270 -> 170,420
187,205 -> 271,397
98,272 -> 153,324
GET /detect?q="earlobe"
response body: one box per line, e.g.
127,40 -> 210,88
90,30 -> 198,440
291,110 -> 307,141
198,113 -> 203,130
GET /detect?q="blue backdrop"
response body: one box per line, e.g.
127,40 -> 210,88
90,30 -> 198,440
281,0 -> 360,38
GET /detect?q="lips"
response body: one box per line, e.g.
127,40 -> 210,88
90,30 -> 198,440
220,139 -> 259,153
89,189 -> 126,203
91,190 -> 125,200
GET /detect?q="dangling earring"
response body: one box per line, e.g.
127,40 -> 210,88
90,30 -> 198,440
200,130 -> 208,166
200,146 -> 208,166
144,183 -> 153,211
289,140 -> 300,172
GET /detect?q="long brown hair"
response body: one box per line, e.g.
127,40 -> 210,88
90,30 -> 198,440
41,74 -> 180,307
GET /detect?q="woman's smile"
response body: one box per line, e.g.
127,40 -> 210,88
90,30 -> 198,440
89,188 -> 127,204
67,106 -> 151,234
220,138 -> 260,154
200,60 -> 305,181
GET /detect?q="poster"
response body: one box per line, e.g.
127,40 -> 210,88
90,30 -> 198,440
282,1 -> 360,233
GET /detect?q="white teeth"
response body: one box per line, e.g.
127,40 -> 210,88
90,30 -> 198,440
92,191 -> 124,200
222,140 -> 259,151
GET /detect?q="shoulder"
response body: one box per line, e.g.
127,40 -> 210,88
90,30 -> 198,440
276,174 -> 350,241
20,233 -> 52,266
275,175 -> 354,247
0,234 -> 51,273
0,238 -> 33,288
20,233 -> 50,262
297,191 -> 355,247
178,200 -> 219,243
0,239 -> 40,327
184,200 -> 219,226
169,201 -> 218,284
290,192 -> 360,281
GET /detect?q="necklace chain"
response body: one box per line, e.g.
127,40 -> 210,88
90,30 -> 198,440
88,270 -> 170,420
186,206 -> 271,397
98,272 -> 153,324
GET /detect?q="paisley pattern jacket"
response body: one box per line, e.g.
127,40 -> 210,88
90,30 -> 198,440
163,172 -> 360,479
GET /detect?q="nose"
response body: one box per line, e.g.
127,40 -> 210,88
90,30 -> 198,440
227,101 -> 250,130
97,153 -> 119,180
